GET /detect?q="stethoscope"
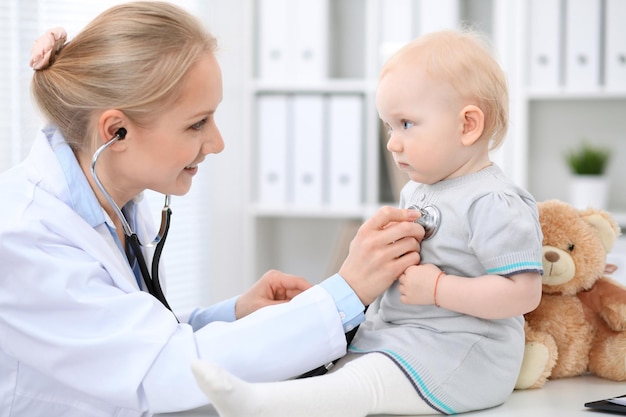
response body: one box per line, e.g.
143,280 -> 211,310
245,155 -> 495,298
409,204 -> 441,240
90,127 -> 176,315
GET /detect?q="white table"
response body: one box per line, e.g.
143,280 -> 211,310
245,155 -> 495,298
156,375 -> 626,416
463,375 -> 626,416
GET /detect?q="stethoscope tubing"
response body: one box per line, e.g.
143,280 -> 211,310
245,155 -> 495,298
90,133 -> 134,237
90,130 -> 176,318
127,232 -> 173,311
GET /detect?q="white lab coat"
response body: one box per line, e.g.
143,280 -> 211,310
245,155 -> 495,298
0,128 -> 347,416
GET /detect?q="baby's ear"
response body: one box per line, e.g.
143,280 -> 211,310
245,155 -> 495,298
461,104 -> 484,146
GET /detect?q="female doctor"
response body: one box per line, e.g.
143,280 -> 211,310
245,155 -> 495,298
0,2 -> 424,416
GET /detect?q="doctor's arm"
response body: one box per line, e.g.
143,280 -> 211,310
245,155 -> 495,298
191,206 -> 423,327
234,270 -> 313,319
236,207 -> 424,318
187,270 -> 311,330
236,206 -> 425,322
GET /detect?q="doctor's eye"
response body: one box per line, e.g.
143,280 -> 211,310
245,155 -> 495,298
190,118 -> 208,131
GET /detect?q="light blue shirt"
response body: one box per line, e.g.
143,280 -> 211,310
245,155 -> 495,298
319,274 -> 365,333
50,124 -> 137,281
189,274 -> 365,332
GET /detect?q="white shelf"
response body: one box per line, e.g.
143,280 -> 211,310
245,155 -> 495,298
252,78 -> 373,94
528,90 -> 626,100
249,204 -> 367,219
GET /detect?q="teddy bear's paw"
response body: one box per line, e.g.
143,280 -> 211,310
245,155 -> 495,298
515,342 -> 554,389
589,336 -> 626,381
601,303 -> 626,331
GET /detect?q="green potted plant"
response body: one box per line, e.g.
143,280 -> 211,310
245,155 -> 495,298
565,140 -> 611,209
565,141 -> 611,175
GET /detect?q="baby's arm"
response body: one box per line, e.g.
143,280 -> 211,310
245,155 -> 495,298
398,263 -> 542,319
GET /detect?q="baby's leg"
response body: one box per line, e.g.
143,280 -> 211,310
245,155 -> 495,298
192,353 -> 435,417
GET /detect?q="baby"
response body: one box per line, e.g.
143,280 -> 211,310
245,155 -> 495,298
192,29 -> 544,416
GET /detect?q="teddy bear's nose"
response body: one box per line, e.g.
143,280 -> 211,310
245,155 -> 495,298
544,251 -> 560,263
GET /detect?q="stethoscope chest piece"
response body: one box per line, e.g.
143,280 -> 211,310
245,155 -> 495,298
408,204 -> 441,240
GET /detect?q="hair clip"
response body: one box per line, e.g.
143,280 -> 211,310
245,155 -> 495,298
30,27 -> 67,70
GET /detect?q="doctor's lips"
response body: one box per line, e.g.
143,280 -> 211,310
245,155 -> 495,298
185,157 -> 205,171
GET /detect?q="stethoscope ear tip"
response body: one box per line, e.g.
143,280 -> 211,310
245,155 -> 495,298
116,127 -> 127,139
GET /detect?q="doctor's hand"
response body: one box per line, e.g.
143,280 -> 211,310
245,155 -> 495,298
235,269 -> 313,319
339,206 -> 424,306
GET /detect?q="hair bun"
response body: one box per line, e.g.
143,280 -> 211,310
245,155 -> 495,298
30,27 -> 67,70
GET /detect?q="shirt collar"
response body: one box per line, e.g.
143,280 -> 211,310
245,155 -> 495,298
46,124 -> 141,231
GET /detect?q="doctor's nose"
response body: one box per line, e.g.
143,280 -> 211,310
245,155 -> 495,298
202,124 -> 225,155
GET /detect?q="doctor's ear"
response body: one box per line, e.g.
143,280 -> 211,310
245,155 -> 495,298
460,105 -> 484,146
99,110 -> 130,149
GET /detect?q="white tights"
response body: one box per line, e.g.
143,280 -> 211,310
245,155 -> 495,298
192,353 -> 437,417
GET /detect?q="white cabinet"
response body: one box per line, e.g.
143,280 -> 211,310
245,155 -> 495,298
243,0 -> 381,284
496,1 -> 626,223
242,0 -> 626,286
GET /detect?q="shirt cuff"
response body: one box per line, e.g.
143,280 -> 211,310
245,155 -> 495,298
188,295 -> 239,331
319,273 -> 365,332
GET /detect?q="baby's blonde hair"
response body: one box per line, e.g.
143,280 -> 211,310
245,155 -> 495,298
31,1 -> 217,151
384,30 -> 508,150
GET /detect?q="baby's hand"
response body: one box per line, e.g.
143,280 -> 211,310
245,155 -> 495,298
398,264 -> 442,305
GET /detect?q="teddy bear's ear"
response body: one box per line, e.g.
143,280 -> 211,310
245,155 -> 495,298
581,209 -> 621,253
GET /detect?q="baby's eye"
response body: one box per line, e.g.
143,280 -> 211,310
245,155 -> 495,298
402,120 -> 414,129
190,118 -> 208,131
386,126 -> 393,137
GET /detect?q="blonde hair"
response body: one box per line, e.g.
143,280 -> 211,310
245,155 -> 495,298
384,30 -> 508,150
31,1 -> 217,150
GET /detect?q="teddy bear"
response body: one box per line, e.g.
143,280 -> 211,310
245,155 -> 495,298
515,199 -> 626,389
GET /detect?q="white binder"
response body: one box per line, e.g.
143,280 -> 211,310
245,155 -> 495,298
564,0 -> 601,92
605,0 -> 626,91
528,0 -> 562,91
292,0 -> 329,80
327,95 -> 363,208
379,0 -> 414,66
257,95 -> 289,206
291,95 -> 324,206
257,0 -> 290,80
257,0 -> 328,80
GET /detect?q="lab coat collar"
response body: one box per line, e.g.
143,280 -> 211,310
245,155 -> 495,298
27,125 -> 148,291
45,125 -> 106,229
42,124 -> 143,233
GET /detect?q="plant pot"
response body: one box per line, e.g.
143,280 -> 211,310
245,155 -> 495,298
568,174 -> 609,210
